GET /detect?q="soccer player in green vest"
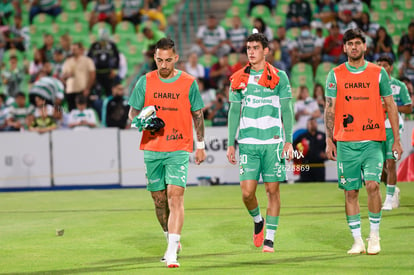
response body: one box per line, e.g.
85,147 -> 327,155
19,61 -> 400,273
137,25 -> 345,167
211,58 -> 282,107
377,56 -> 412,210
227,32 -> 294,253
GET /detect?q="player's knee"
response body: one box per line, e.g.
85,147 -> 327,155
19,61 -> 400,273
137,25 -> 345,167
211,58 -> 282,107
241,190 -> 256,202
365,181 -> 380,193
345,189 -> 359,202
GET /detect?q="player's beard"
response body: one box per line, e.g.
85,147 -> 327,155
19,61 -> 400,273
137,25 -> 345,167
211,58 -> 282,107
347,50 -> 365,62
159,68 -> 172,78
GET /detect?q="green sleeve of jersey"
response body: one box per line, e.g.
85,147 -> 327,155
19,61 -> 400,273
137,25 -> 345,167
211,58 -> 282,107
228,102 -> 241,146
189,80 -> 205,111
379,67 -> 392,97
281,98 -> 294,143
277,71 -> 292,99
325,69 -> 337,97
128,75 -> 146,110
229,85 -> 242,102
101,97 -> 110,127
399,81 -> 412,105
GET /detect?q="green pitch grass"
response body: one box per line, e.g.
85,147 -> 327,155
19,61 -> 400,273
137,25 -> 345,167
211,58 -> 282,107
1,182 -> 413,275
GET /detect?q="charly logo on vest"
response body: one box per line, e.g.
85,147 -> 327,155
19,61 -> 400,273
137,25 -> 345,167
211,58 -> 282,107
344,82 -> 371,89
362,118 -> 380,131
153,92 -> 180,100
343,114 -> 354,128
166,128 -> 183,141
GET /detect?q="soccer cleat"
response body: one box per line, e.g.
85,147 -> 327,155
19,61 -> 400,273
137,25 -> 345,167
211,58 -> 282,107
253,219 -> 264,247
160,242 -> 182,262
166,259 -> 180,268
382,197 -> 393,211
367,234 -> 381,255
347,238 -> 366,255
392,187 -> 400,209
262,239 -> 274,253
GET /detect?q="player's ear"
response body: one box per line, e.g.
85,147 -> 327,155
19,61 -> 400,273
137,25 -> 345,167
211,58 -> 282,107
175,54 -> 179,63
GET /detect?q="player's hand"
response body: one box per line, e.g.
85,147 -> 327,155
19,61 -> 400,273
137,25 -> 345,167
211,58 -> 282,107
227,146 -> 237,165
282,142 -> 294,161
326,138 -> 337,161
392,141 -> 403,161
195,149 -> 206,165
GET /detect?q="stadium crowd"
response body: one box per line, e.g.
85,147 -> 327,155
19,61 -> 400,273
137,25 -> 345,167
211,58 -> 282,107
0,0 -> 413,140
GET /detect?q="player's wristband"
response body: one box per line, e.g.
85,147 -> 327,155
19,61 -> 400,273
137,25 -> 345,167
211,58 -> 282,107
196,141 -> 205,149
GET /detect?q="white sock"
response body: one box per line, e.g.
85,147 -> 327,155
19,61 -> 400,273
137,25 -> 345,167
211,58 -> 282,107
351,228 -> 362,240
163,231 -> 168,243
265,229 -> 275,241
253,214 -> 263,223
165,233 -> 180,261
370,224 -> 380,236
385,194 -> 393,201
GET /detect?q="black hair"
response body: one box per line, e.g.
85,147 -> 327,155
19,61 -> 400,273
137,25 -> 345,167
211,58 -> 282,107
76,94 -> 87,105
16,92 -> 26,98
377,55 -> 393,66
155,38 -> 176,53
246,33 -> 269,49
343,28 -> 366,44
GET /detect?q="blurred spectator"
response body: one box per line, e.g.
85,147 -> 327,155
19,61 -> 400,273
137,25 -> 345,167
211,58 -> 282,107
226,16 -> 248,54
275,26 -> 294,70
337,0 -> 362,24
291,23 -> 322,74
198,77 -> 216,115
205,89 -> 229,126
89,0 -> 117,33
6,91 -> 35,131
87,28 -> 120,97
62,42 -> 96,111
270,38 -> 289,71
81,0 -> 91,11
59,34 -> 72,59
398,22 -> 414,57
209,54 -> 232,90
293,86 -> 321,140
117,52 -> 128,82
185,52 -> 205,79
5,14 -> 29,52
192,14 -> 230,58
247,0 -> 275,16
0,0 -> 15,22
142,26 -> 165,53
0,28 -> 5,61
293,117 -> 327,182
373,27 -> 395,61
29,95 -> 57,133
252,17 -> 273,42
312,0 -> 338,27
29,71 -> 64,107
398,49 -> 414,85
312,83 -> 325,124
286,0 -> 312,29
401,76 -> 414,120
1,55 -> 24,97
101,80 -> 129,129
121,0 -> 147,27
0,93 -> 8,131
51,48 -> 65,79
322,23 -> 346,64
29,0 -> 62,25
40,33 -> 56,62
358,11 -> 378,40
67,94 -> 97,130
337,9 -> 358,34
231,52 -> 248,73
141,0 -> 167,30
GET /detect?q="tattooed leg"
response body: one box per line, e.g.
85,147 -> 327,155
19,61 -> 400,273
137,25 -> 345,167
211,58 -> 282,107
151,189 -> 169,232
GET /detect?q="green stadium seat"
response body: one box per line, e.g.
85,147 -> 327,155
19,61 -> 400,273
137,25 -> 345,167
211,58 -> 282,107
315,62 -> 335,86
226,6 -> 243,19
250,5 -> 272,19
63,0 -> 84,13
199,54 -> 218,68
286,27 -> 300,40
137,20 -> 158,33
69,21 -> 88,36
290,62 -> 314,94
32,13 -> 54,26
91,21 -> 112,36
228,53 -> 239,66
115,20 -> 136,35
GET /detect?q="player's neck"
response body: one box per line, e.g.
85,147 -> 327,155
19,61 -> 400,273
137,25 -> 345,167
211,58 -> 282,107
347,58 -> 365,69
250,60 -> 266,72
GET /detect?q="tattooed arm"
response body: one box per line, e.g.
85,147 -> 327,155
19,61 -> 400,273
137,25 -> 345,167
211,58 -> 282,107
324,96 -> 337,161
191,109 -> 206,165
128,107 -> 141,121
